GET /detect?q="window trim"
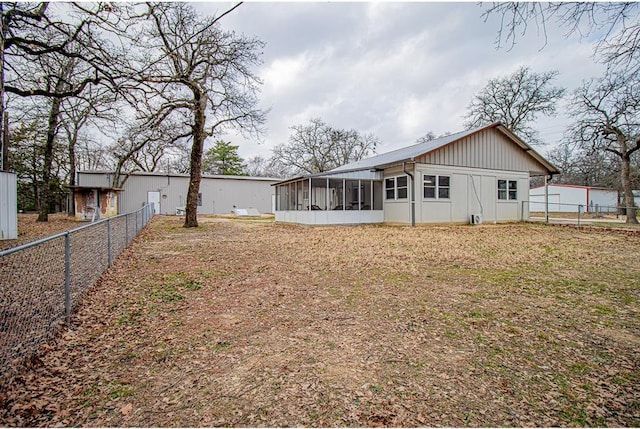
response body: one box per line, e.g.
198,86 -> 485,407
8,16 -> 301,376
498,179 -> 518,201
385,175 -> 408,201
423,174 -> 451,200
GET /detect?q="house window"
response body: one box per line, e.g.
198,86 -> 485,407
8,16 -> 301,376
498,180 -> 518,200
198,192 -> 203,206
385,178 -> 395,200
423,174 -> 450,199
396,176 -> 408,199
385,176 -> 408,200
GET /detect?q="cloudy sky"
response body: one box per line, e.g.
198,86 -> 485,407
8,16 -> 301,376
193,1 -> 607,161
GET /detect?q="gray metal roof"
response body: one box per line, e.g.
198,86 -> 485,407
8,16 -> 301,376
330,128 -> 474,173
329,122 -> 558,175
78,170 -> 281,182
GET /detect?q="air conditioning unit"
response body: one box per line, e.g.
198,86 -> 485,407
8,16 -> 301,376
470,214 -> 482,225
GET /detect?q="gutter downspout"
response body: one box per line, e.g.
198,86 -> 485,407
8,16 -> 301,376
403,162 -> 415,227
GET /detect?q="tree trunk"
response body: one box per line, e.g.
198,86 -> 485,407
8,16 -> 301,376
184,89 -> 206,228
0,4 -> 5,172
620,152 -> 638,224
37,96 -> 62,222
68,130 -> 77,216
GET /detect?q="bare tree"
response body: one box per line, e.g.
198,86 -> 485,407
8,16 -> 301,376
415,131 -> 452,144
75,138 -> 110,172
271,118 -> 379,175
567,70 -> 640,223
463,66 -> 565,144
243,155 -> 289,178
2,2 -> 131,221
133,3 -> 265,227
546,141 -> 623,188
481,3 -> 640,74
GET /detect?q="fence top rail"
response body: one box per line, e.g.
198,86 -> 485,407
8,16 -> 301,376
0,204 -> 152,258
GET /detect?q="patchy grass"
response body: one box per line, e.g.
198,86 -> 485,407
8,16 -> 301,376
1,216 -> 639,427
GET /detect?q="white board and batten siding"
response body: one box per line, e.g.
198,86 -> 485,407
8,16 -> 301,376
383,164 -> 528,224
382,127 -> 541,224
414,127 -> 547,175
0,171 -> 18,240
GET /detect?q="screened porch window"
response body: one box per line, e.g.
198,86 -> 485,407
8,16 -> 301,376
276,178 -> 383,211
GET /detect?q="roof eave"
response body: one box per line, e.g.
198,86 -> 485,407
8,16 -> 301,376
494,125 -> 560,175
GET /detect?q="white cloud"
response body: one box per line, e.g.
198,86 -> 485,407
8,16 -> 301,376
204,2 -> 611,160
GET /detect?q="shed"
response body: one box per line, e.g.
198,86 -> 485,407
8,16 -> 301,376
70,186 -> 121,221
0,171 -> 17,239
273,122 -> 559,225
529,184 -> 619,213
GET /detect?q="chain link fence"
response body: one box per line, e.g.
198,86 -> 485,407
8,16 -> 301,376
523,200 -> 637,226
0,204 -> 154,388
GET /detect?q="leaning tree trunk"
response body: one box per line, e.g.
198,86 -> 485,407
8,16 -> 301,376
37,96 -> 62,222
184,89 -> 207,228
620,151 -> 638,224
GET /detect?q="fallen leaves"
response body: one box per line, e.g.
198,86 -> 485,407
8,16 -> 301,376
1,217 -> 639,427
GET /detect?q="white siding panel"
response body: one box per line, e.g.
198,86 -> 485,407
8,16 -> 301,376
588,189 -> 618,212
0,172 -> 18,240
78,172 -> 277,215
416,128 -> 544,174
481,175 -> 497,222
383,201 -> 410,223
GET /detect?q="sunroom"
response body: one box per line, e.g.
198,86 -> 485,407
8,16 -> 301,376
273,170 -> 384,225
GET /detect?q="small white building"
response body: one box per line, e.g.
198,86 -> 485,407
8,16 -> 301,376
273,122 -> 559,225
529,184 -> 619,213
76,171 -> 280,215
0,171 -> 18,240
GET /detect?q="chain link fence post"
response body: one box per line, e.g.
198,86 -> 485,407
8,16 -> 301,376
107,218 -> 112,268
0,204 -> 154,388
578,204 -> 582,227
65,232 -> 71,325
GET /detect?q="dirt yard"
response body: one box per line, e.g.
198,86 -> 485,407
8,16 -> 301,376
1,213 -> 78,251
1,216 -> 639,426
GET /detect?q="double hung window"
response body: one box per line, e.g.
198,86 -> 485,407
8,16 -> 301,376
423,174 -> 450,199
385,176 -> 408,200
498,180 -> 518,200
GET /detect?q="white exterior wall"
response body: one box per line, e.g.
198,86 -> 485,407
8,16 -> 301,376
0,171 -> 18,240
275,210 -> 384,225
414,164 -> 528,224
588,189 -> 618,212
530,185 -> 585,212
529,185 -> 618,213
383,165 -> 412,223
77,172 -> 278,215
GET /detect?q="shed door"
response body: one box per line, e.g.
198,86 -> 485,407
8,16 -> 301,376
147,191 -> 160,214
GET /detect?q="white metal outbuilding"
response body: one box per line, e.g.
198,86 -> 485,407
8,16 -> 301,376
0,171 -> 17,240
76,171 -> 280,215
529,184 -> 619,213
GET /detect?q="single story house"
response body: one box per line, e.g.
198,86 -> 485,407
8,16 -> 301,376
529,184 -> 619,213
273,122 -> 559,225
76,171 -> 280,215
0,171 -> 17,240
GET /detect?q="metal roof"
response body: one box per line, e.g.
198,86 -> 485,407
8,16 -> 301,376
329,122 -> 559,175
78,170 -> 281,182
